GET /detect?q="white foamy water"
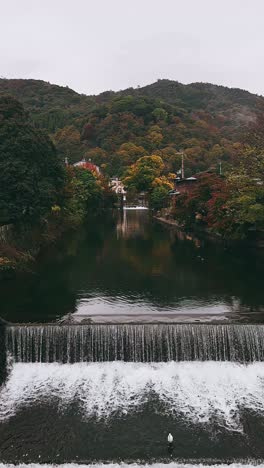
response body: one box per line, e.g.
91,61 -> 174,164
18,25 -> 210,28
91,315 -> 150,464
1,362 -> 264,430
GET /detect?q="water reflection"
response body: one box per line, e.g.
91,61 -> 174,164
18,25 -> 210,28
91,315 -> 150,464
116,209 -> 150,239
0,211 -> 263,323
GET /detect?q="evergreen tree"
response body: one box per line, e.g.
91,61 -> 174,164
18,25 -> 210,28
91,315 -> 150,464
0,95 -> 65,224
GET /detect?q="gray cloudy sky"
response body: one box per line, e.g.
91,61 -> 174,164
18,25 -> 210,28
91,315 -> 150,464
0,0 -> 264,96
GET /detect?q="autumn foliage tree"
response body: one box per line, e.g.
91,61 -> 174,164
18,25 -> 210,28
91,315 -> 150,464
173,151 -> 264,240
172,174 -> 226,227
123,155 -> 165,192
123,155 -> 174,210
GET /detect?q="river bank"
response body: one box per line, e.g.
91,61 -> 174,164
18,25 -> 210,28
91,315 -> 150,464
0,212 -> 112,280
0,217 -> 70,279
154,215 -> 264,250
0,206 -> 118,283
0,224 -> 34,279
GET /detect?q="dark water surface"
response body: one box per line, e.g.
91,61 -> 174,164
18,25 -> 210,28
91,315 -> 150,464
0,210 -> 263,324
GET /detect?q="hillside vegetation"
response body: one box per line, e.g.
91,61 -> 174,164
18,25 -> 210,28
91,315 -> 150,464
1,78 -> 264,178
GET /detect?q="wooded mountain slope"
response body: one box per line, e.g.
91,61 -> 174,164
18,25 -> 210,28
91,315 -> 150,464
0,78 -> 263,176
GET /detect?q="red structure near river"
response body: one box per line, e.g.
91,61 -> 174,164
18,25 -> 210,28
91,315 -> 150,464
73,158 -> 100,174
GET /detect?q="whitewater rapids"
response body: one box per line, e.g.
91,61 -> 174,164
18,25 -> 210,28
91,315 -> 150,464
1,361 -> 264,431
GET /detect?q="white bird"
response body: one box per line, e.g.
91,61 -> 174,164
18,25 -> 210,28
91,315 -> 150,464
167,433 -> 173,444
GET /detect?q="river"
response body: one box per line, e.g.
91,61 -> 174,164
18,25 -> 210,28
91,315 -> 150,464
0,210 -> 263,324
1,210 -> 264,466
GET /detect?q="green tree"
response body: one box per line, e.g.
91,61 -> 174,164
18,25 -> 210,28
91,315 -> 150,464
63,167 -> 103,225
150,186 -> 169,210
0,96 -> 65,225
152,107 -> 168,122
224,153 -> 264,237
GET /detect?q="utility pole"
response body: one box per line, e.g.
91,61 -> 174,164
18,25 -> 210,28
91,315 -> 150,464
219,161 -> 222,176
175,150 -> 185,179
65,150 -> 70,166
181,152 -> 185,179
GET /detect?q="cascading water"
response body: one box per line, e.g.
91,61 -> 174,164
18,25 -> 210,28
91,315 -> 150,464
0,324 -> 6,386
2,361 -> 264,430
2,323 -> 264,464
6,323 -> 264,363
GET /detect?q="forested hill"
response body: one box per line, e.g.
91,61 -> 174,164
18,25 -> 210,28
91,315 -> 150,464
0,78 -> 95,131
126,79 -> 264,111
98,79 -> 264,138
1,77 -> 263,176
1,78 -> 263,129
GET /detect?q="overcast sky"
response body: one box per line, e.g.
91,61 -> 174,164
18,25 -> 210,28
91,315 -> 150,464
0,0 -> 263,96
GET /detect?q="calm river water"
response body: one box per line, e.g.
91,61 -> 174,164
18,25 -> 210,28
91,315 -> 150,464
0,210 -> 263,324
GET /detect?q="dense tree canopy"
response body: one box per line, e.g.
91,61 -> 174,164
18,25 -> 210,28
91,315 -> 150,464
0,96 -> 65,224
63,167 -> 104,226
172,154 -> 264,240
52,125 -> 84,163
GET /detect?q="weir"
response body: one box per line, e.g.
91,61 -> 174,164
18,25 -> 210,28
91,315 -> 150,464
6,323 -> 264,363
